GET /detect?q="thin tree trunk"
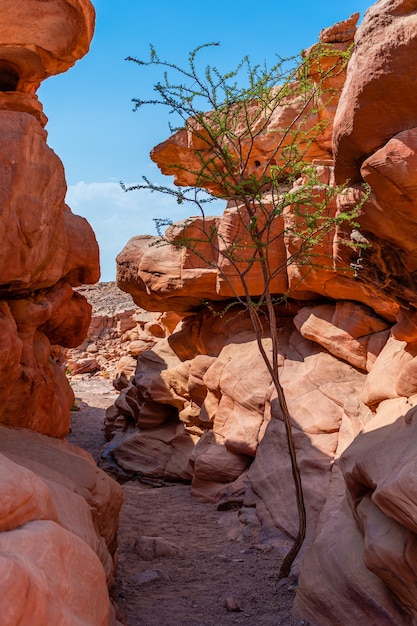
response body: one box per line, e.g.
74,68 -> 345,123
248,295 -> 306,580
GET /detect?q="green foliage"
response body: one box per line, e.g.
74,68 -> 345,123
126,42 -> 350,198
124,42 -> 359,307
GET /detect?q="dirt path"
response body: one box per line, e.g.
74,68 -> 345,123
67,376 -> 310,626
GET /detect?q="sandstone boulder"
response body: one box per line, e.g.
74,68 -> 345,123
0,520 -> 114,626
334,0 -> 417,184
0,0 -> 95,93
104,301 -> 375,559
293,300 -> 389,371
294,466 -> 412,626
296,396 -> 417,625
0,113 -> 99,292
117,200 -> 290,313
354,129 -> 417,289
0,425 -> 123,626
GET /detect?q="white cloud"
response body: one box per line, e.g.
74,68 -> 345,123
66,181 -> 225,282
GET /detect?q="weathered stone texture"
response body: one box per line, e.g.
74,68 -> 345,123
0,1 -> 123,624
0,426 -> 123,626
112,2 -> 417,624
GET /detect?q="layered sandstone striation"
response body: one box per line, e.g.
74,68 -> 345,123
0,2 -> 123,624
112,2 -> 417,624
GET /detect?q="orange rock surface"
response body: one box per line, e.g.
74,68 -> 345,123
150,16 -> 357,197
0,426 -> 123,626
113,3 -> 417,624
295,396 -> 417,625
104,301 -> 373,538
0,1 -> 124,624
333,0 -> 417,184
117,201 -> 289,314
0,0 -> 99,436
0,0 -> 95,94
117,22 -> 400,322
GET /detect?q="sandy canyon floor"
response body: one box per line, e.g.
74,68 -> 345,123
67,375 -> 311,626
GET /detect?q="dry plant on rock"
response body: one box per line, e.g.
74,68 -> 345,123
123,42 -> 364,579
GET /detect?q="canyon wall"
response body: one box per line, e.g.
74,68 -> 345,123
0,2 -> 123,624
110,3 -> 417,624
65,282 -> 181,379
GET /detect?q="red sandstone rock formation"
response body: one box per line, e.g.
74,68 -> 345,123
116,16 -> 398,322
0,0 -> 95,94
65,282 -> 181,378
0,2 -> 123,624
0,425 -> 123,625
293,2 -> 417,622
112,3 -> 417,624
0,0 -> 99,436
148,16 -> 357,196
333,0 -> 417,185
117,20 -> 364,314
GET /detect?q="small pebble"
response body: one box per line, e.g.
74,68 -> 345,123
133,570 -> 163,586
225,596 -> 242,612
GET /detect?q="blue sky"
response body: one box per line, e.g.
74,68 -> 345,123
38,0 -> 371,281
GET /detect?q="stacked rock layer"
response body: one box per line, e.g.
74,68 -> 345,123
110,3 -> 417,624
0,2 -> 123,624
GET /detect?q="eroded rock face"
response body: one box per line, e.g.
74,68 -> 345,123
0,0 -> 99,437
117,183 -> 396,320
0,148 -> 97,434
149,15 -> 358,196
295,397 -> 417,626
116,17 -> 399,322
296,0 -> 417,623
1,284 -> 92,437
112,2 -> 417,624
0,425 -> 123,626
0,1 -> 124,624
103,301 -> 379,556
333,0 -> 417,184
0,0 -> 95,94
106,294 -> 417,624
117,205 -> 289,314
118,23 -> 355,313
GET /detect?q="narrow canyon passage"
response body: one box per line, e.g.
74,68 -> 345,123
67,376 -> 310,626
